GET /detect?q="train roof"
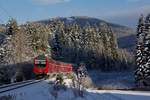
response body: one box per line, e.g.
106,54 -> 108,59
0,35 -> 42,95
49,59 -> 72,66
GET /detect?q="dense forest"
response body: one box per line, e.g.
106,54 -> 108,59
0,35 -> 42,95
46,20 -> 134,71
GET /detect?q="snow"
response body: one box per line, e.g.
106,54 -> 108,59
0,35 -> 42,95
0,79 -> 150,100
0,81 -> 50,100
66,17 -> 75,23
88,70 -> 135,90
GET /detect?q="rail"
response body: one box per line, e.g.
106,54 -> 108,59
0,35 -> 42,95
0,79 -> 43,93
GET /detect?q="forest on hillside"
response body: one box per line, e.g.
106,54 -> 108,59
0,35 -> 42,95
0,18 -> 135,84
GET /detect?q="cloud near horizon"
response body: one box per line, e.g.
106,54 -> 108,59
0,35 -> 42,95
103,5 -> 150,28
33,0 -> 71,5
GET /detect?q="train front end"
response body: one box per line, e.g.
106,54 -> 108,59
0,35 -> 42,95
33,55 -> 49,76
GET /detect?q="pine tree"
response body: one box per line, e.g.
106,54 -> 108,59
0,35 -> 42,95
0,19 -> 24,83
135,15 -> 146,84
6,18 -> 18,35
5,19 -> 32,65
135,14 -> 150,86
109,27 -> 118,59
0,36 -> 11,65
142,14 -> 150,84
3,19 -> 19,65
25,23 -> 51,57
99,23 -> 112,70
51,21 -> 66,60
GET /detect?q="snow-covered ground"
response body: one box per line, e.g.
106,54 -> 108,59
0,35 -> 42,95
88,70 -> 135,89
0,79 -> 150,100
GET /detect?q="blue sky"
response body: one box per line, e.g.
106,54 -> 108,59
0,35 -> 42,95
0,0 -> 150,27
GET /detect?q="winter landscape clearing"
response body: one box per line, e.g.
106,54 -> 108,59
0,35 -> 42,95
88,70 -> 136,90
1,0 -> 150,100
0,79 -> 150,100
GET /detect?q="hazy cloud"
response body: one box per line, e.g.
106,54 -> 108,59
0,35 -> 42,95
104,5 -> 150,27
103,4 -> 150,18
33,0 -> 71,5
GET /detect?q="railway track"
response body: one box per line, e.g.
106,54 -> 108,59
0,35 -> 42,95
0,79 -> 44,94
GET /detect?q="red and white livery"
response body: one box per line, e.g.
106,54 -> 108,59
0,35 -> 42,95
33,54 -> 73,76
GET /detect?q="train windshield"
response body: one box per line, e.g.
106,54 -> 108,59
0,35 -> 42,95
35,55 -> 46,68
36,64 -> 46,68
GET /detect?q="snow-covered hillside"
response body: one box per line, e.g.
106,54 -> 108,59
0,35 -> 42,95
0,79 -> 150,100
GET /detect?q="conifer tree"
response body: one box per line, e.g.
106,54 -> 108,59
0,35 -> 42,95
6,18 -> 18,35
4,18 -> 19,65
142,14 -> 150,84
25,23 -> 51,57
135,15 -> 146,84
135,14 -> 150,86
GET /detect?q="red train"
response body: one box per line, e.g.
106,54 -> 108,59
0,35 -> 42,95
33,54 -> 73,76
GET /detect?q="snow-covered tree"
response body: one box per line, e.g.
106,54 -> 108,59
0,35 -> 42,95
135,14 -> 150,86
6,18 -> 18,36
0,36 -> 11,65
25,23 -> 51,57
0,19 -> 20,84
2,19 -> 19,65
142,14 -> 150,83
135,15 -> 145,84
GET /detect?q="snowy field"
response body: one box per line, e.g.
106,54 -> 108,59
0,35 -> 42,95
0,79 -> 150,100
88,70 -> 135,89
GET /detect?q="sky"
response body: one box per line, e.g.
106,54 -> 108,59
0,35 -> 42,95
0,0 -> 150,28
